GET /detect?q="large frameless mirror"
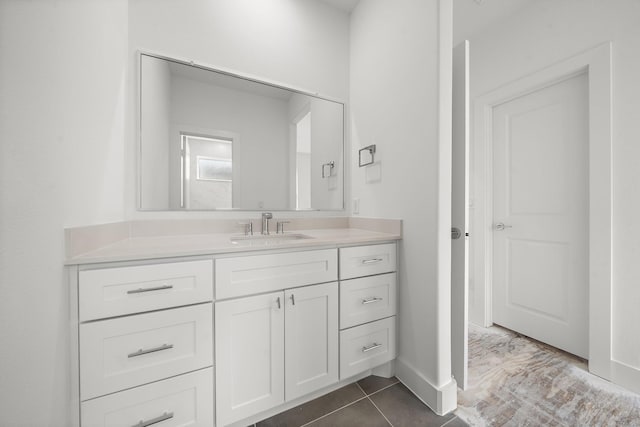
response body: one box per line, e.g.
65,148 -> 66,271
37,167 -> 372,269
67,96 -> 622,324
138,52 -> 344,211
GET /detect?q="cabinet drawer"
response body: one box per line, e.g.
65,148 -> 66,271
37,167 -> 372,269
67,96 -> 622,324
340,316 -> 396,379
81,367 -> 213,427
80,304 -> 213,400
340,273 -> 396,329
339,243 -> 396,280
215,249 -> 337,299
79,260 -> 213,321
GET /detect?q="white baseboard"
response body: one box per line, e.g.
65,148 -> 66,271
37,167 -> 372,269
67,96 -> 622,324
395,357 -> 457,415
611,360 -> 640,395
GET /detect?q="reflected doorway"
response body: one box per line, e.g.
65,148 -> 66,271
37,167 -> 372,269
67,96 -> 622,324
294,110 -> 312,210
181,133 -> 233,209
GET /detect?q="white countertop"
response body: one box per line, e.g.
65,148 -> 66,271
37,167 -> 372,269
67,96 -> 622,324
65,227 -> 401,265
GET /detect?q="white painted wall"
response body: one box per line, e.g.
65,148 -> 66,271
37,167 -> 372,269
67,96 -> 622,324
467,0 -> 640,389
350,0 -> 456,413
128,0 -> 350,217
140,55 -> 171,209
0,1 -> 349,424
0,1 -> 128,425
0,0 -> 457,424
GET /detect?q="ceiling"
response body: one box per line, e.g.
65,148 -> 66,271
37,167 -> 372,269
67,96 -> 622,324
318,0 -> 360,13
454,0 -> 532,45
317,0 -> 532,38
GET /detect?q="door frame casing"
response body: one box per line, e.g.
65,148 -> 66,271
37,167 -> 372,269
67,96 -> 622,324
471,43 -> 612,379
451,40 -> 469,390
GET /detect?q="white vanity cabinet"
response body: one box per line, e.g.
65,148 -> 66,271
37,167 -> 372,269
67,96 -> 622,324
72,259 -> 214,427
214,249 -> 339,427
70,237 -> 399,427
338,243 -> 397,379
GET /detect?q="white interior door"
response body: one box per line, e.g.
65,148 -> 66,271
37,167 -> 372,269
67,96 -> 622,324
452,41 -> 469,389
492,72 -> 589,358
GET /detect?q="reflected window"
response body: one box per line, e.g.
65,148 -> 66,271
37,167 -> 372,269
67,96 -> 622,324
197,157 -> 232,181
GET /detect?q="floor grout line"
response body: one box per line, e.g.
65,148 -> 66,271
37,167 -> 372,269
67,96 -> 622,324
441,416 -> 460,427
367,395 -> 394,427
365,379 -> 401,398
260,377 -> 459,427
299,395 -> 369,427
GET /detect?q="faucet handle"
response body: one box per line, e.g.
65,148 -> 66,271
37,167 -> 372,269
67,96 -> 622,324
261,212 -> 273,235
237,222 -> 253,235
276,221 -> 290,234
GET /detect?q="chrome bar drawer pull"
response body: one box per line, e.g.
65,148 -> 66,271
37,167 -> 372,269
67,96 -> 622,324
290,294 -> 296,305
131,411 -> 174,427
362,297 -> 383,305
128,343 -> 174,358
127,284 -> 173,294
361,257 -> 383,265
362,343 -> 382,353
276,297 -> 281,309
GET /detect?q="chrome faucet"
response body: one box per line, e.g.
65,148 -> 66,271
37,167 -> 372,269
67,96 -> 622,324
261,212 -> 273,235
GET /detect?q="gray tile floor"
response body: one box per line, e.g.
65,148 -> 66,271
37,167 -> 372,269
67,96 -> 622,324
253,376 -> 468,427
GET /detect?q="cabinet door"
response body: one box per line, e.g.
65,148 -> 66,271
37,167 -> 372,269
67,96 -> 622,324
215,292 -> 285,426
285,282 -> 339,401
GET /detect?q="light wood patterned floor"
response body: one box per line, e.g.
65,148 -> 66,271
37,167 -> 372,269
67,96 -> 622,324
456,324 -> 640,426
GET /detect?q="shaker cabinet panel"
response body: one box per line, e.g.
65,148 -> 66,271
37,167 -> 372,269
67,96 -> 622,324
339,316 -> 396,380
81,368 -> 214,427
215,249 -> 337,299
215,282 -> 341,425
79,259 -> 213,321
80,304 -> 213,400
340,273 -> 397,329
285,282 -> 339,401
339,243 -> 396,280
215,292 -> 285,426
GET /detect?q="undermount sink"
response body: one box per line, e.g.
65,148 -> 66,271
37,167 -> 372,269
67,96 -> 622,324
230,233 -> 314,245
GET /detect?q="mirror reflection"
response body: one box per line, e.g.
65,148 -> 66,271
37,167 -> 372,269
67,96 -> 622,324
139,53 -> 344,211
